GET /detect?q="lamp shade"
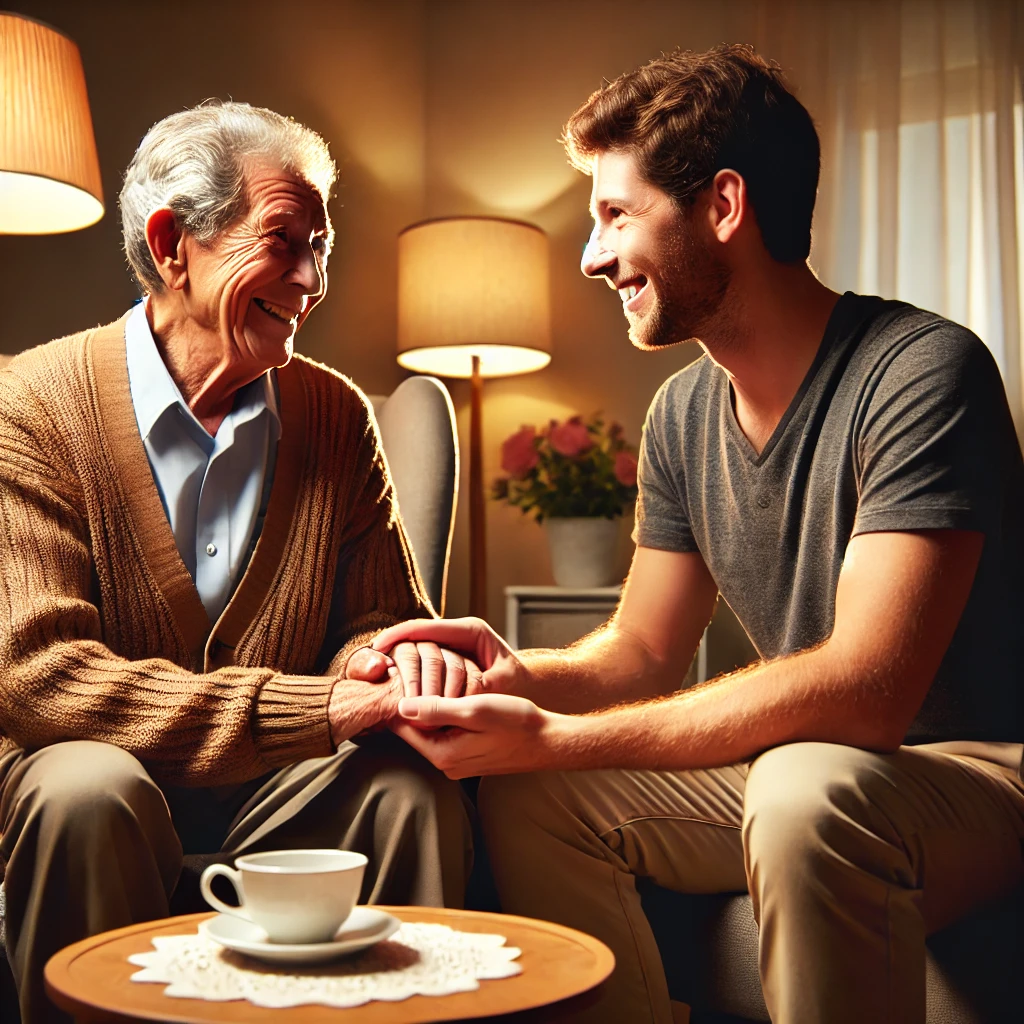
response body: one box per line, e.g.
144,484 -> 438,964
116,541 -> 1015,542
397,217 -> 552,379
0,13 -> 103,233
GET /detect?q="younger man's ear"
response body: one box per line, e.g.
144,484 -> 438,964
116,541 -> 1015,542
707,168 -> 747,245
145,208 -> 188,291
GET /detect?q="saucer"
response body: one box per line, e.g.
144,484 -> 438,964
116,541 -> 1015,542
200,907 -> 400,964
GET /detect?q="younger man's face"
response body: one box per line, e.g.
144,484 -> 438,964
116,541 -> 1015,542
581,150 -> 729,350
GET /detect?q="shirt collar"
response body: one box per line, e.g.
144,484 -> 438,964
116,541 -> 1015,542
125,299 -> 281,443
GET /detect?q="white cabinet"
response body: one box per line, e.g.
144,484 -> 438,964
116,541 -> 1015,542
504,585 -> 622,651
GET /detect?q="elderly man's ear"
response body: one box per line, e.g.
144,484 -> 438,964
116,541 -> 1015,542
145,208 -> 189,291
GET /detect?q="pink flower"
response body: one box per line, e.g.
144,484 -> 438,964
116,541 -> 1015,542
501,425 -> 538,478
549,416 -> 593,457
614,450 -> 638,487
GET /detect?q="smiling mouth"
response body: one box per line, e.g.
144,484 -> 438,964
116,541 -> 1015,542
254,297 -> 299,326
617,277 -> 649,309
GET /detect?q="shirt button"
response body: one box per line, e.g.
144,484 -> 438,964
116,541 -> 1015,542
206,543 -> 218,556
756,494 -> 771,509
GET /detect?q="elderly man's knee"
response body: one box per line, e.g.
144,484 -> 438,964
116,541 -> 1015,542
14,741 -> 169,842
742,742 -> 896,875
366,745 -> 467,829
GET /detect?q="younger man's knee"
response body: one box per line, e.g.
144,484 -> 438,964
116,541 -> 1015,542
742,742 -> 903,875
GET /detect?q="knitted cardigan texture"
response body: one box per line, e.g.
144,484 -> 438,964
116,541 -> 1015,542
0,316 -> 432,786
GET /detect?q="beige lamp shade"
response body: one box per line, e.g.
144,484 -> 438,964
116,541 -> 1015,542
398,217 -> 552,379
0,12 -> 103,233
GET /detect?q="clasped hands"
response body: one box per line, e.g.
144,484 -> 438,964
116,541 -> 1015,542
344,618 -> 557,779
345,635 -> 486,700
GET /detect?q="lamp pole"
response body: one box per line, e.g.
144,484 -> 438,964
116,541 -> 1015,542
469,355 -> 486,618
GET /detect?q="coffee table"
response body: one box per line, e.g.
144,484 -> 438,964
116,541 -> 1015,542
45,906 -> 615,1022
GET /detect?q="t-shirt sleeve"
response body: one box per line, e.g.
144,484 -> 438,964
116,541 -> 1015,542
632,382 -> 700,553
853,317 -> 1016,537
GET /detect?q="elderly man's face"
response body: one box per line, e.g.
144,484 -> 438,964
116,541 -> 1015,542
183,163 -> 331,372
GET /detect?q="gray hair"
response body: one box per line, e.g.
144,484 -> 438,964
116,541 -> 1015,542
119,100 -> 337,293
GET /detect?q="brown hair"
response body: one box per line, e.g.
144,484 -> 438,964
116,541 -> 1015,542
563,44 -> 820,263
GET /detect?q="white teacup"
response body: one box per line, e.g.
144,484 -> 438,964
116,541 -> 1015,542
200,849 -> 367,944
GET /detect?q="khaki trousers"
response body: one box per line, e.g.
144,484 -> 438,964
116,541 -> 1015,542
479,742 -> 1024,1024
0,736 -> 472,1024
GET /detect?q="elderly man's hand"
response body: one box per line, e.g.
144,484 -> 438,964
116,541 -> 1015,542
344,637 -> 483,700
328,674 -> 404,747
344,647 -> 395,683
372,617 -> 528,697
387,641 -> 484,699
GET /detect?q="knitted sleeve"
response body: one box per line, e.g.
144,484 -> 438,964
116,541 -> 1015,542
317,380 -> 437,678
0,373 -> 334,786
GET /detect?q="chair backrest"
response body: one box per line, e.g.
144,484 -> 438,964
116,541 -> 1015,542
368,376 -> 458,615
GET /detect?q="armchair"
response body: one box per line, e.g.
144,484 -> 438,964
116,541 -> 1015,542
642,853 -> 1024,1022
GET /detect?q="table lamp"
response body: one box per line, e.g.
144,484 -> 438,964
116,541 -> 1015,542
398,216 -> 552,618
0,12 -> 103,233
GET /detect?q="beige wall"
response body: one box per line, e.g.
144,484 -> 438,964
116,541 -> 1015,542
1,0 -> 789,641
0,0 -> 427,394
423,0 -> 761,624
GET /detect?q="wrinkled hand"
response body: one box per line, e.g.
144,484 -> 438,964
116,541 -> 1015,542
372,617 -> 527,696
348,637 -> 485,699
344,646 -> 395,682
390,693 -> 557,779
387,641 -> 483,698
341,649 -> 398,743
328,674 -> 403,747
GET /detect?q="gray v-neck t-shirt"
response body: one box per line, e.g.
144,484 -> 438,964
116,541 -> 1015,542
635,292 -> 1023,745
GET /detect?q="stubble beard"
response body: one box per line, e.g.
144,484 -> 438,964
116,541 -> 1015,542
627,212 -> 732,352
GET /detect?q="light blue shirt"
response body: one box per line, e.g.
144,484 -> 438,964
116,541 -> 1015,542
125,301 -> 281,622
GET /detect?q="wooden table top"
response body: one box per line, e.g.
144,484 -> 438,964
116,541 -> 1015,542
44,906 -> 615,1023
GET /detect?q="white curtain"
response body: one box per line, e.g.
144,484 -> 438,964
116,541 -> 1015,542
748,0 -> 1024,428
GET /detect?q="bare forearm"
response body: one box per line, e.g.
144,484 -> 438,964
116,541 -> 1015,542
537,644 -> 906,773
512,622 -> 691,713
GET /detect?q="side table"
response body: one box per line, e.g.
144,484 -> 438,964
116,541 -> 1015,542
505,585 -> 711,685
45,906 -> 614,1023
504,585 -> 623,651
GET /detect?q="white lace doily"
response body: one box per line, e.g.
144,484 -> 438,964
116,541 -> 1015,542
128,922 -> 522,1009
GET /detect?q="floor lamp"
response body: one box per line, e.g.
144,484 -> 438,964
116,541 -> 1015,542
0,12 -> 104,233
397,217 -> 552,619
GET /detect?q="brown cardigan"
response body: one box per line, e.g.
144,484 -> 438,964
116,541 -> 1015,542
0,315 -> 432,786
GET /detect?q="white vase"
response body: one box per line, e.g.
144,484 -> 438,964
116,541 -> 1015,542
543,517 -> 620,588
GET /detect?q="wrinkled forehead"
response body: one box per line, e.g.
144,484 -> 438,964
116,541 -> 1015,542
244,162 -> 330,230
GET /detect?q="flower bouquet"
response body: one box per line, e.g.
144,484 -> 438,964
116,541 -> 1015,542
492,413 -> 639,522
492,413 -> 639,587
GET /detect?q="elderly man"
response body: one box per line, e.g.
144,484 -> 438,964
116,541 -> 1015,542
374,45 -> 1024,1024
0,101 -> 473,1024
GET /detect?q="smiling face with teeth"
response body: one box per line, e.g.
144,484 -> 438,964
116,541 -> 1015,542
582,150 -> 730,351
173,161 -> 332,381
